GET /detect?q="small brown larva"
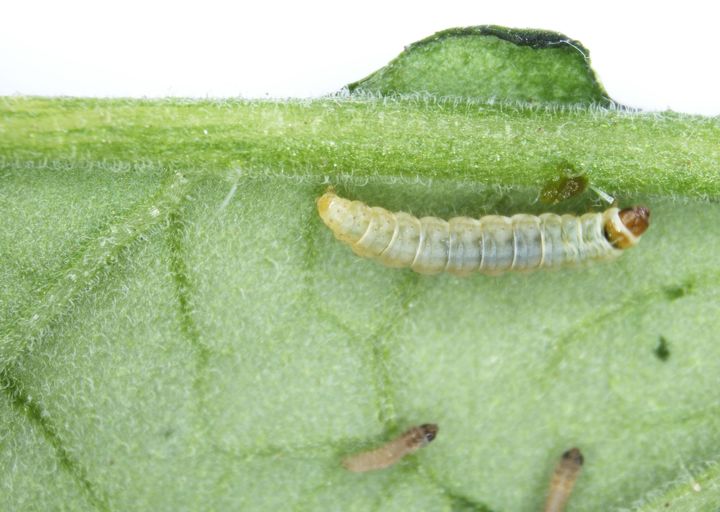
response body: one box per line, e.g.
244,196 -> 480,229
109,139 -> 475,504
317,190 -> 650,276
342,424 -> 438,472
544,447 -> 584,512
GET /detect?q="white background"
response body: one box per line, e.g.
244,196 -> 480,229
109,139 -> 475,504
1,0 -> 719,115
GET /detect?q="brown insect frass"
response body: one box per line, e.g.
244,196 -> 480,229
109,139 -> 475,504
342,424 -> 438,472
540,173 -> 589,205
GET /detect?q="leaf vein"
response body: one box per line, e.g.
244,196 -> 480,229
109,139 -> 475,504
0,370 -> 111,511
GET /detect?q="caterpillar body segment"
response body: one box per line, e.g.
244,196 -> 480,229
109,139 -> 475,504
342,424 -> 438,472
544,447 -> 584,512
317,190 -> 649,276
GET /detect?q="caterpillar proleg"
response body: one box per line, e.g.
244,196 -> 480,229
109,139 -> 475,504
544,447 -> 584,512
342,424 -> 438,472
317,190 -> 649,276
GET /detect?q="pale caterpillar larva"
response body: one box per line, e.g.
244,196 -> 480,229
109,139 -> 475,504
544,448 -> 584,512
317,190 -> 650,276
342,424 -> 438,472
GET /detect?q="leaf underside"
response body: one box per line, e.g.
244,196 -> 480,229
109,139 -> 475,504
1,26 -> 719,512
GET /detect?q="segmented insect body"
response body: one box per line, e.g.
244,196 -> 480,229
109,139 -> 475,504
544,448 -> 584,512
317,190 -> 649,276
342,424 -> 438,472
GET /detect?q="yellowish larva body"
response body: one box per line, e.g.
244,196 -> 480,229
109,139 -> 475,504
317,191 -> 647,276
342,424 -> 438,472
544,448 -> 584,512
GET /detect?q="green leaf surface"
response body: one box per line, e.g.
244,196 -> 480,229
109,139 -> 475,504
348,26 -> 611,105
2,27 -> 720,512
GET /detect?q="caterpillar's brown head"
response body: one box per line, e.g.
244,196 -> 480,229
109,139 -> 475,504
561,447 -> 585,467
604,206 -> 650,249
419,424 -> 439,444
619,207 -> 650,237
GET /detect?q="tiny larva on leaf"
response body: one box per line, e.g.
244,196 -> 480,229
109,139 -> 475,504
544,447 -> 584,512
317,189 -> 650,276
342,424 -> 438,472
